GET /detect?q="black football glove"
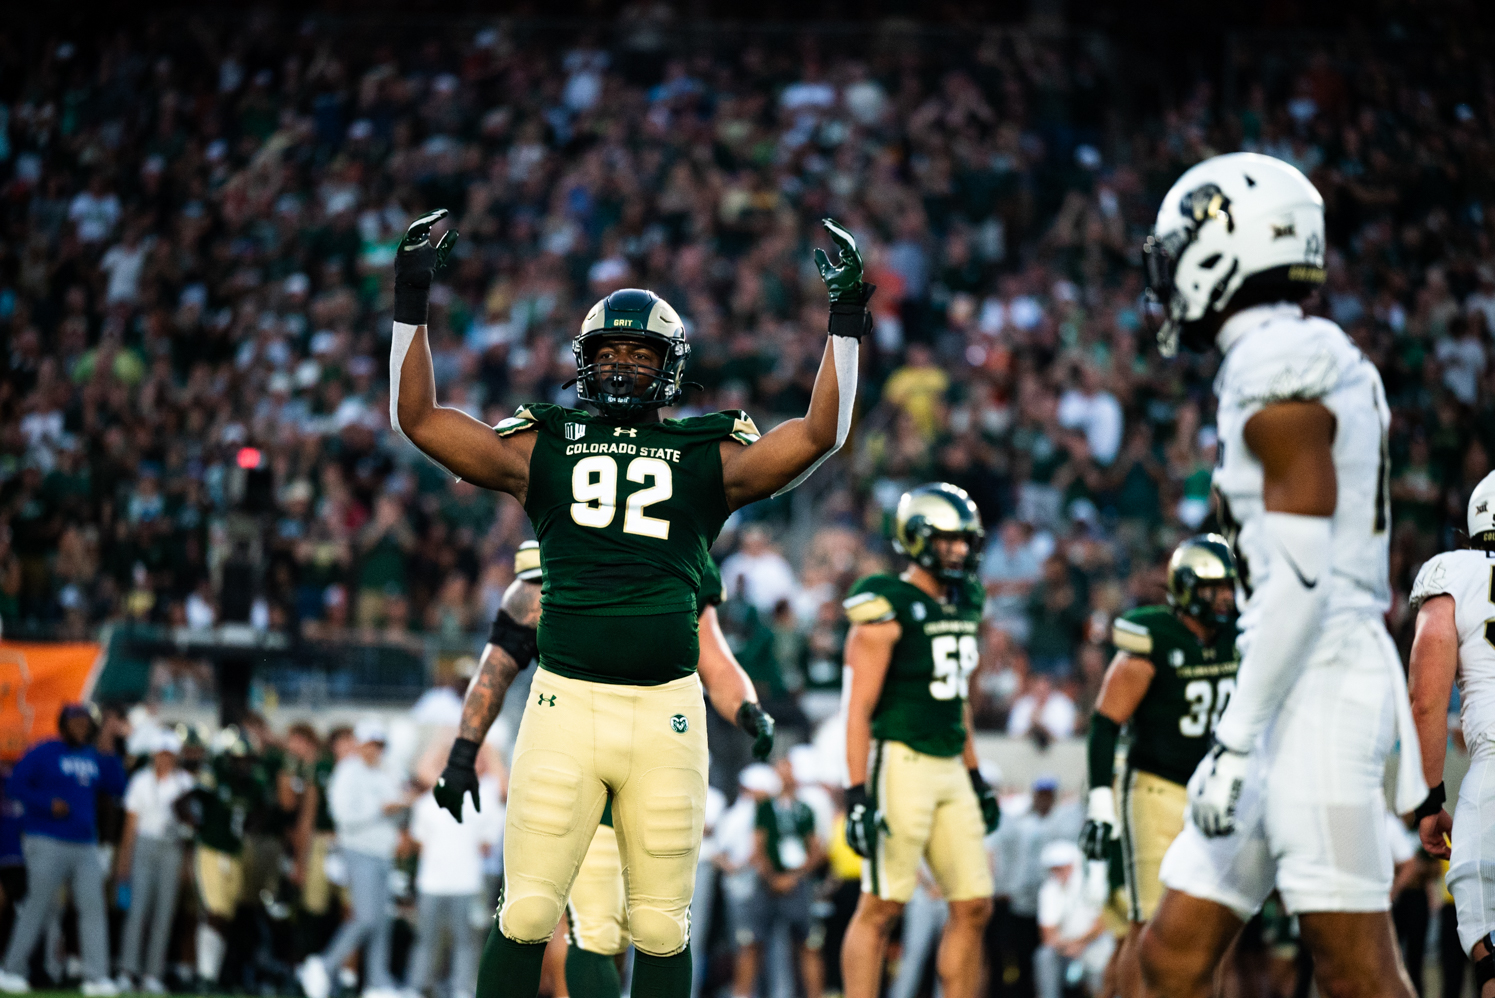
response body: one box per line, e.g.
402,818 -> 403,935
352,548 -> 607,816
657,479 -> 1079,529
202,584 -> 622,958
736,701 -> 776,762
393,209 -> 459,325
813,218 -> 875,339
844,783 -> 887,859
433,737 -> 481,822
970,768 -> 1001,834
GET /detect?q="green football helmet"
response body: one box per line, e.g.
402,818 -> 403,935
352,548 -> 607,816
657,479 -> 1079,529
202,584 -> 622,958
570,289 -> 690,419
1165,534 -> 1239,627
893,483 -> 985,583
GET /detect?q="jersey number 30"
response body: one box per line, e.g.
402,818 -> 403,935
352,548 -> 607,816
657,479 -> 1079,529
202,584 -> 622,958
1179,678 -> 1235,737
929,634 -> 979,700
570,455 -> 672,539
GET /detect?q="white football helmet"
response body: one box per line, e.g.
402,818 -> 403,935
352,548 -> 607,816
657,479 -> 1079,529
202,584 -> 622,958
1145,152 -> 1327,356
1469,470 -> 1495,549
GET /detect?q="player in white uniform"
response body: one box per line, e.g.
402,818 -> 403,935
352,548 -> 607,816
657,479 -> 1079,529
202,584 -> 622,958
1408,471 -> 1495,998
1134,152 -> 1430,998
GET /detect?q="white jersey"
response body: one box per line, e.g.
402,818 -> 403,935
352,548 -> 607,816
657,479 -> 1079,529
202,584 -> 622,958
1212,303 -> 1391,646
1411,549 -> 1495,753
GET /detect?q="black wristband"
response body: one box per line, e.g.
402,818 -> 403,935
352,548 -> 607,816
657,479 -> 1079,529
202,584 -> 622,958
737,701 -> 766,736
969,767 -> 988,791
827,283 -> 876,339
393,284 -> 430,326
488,609 -> 538,669
1414,781 -> 1446,821
446,736 -> 480,771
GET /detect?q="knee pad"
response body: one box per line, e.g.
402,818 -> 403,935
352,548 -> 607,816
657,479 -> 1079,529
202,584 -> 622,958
628,905 -> 689,957
499,893 -> 564,946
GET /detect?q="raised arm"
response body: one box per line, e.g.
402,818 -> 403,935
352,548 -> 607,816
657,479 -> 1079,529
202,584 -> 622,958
720,219 -> 870,509
389,210 -> 532,494
1409,594 -> 1458,857
1191,399 -> 1334,836
697,602 -> 776,760
432,576 -> 540,821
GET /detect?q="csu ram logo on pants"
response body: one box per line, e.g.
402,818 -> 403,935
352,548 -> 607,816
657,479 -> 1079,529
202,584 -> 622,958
670,714 -> 689,733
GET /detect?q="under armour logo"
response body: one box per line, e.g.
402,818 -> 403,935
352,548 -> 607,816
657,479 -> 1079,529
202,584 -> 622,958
614,427 -> 637,437
537,693 -> 556,707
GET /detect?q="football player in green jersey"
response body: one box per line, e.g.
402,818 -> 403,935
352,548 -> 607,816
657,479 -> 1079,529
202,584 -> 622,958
1078,535 -> 1240,998
840,483 -> 1002,998
433,543 -> 774,998
393,207 -> 855,998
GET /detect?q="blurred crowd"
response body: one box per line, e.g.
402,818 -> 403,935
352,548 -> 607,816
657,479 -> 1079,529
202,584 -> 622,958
2,12 -> 1494,727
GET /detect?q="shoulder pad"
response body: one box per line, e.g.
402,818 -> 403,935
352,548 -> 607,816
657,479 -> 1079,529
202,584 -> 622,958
494,406 -> 539,438
1409,553 -> 1458,612
1111,615 -> 1153,655
727,410 -> 761,445
844,576 -> 898,624
1224,330 -> 1343,410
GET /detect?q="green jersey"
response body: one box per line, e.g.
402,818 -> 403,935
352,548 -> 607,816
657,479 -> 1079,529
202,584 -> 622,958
755,796 -> 817,872
189,758 -> 265,854
1111,605 -> 1239,786
496,403 -> 758,684
843,574 -> 984,758
698,557 -> 724,612
312,754 -> 336,833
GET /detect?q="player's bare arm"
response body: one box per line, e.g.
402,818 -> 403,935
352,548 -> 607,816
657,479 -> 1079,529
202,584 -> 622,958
389,210 -> 534,496
1408,594 -> 1458,857
842,618 -> 899,857
434,575 -> 540,819
719,219 -> 870,509
1192,399 -> 1335,836
457,578 -> 541,744
698,603 -> 777,760
1079,652 -> 1156,859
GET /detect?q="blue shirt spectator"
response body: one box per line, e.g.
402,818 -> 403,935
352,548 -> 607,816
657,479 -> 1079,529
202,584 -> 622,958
7,737 -> 126,843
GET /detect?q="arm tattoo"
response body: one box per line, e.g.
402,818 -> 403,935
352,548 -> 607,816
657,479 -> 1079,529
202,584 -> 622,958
457,580 -> 540,744
458,648 -> 521,744
501,578 -> 542,628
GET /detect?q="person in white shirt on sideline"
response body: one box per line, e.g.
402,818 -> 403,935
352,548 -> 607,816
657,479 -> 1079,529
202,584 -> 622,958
406,752 -> 503,998
298,719 -> 412,998
1035,841 -> 1114,998
719,526 -> 800,616
114,730 -> 193,994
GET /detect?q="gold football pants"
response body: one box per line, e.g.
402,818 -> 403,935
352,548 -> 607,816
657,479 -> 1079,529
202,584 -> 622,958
498,668 -> 708,957
863,740 -> 993,904
1118,767 -> 1187,922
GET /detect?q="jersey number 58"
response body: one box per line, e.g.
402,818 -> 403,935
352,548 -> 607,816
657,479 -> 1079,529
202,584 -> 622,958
929,634 -> 979,701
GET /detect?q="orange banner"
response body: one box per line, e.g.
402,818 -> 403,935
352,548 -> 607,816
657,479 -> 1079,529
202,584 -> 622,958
0,642 -> 101,761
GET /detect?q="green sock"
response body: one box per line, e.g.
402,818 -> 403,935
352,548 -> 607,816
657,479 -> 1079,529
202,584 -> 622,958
565,945 -> 622,998
476,924 -> 547,998
630,945 -> 692,998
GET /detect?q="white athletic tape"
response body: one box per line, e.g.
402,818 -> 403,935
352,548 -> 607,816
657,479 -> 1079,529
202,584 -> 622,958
771,334 -> 859,497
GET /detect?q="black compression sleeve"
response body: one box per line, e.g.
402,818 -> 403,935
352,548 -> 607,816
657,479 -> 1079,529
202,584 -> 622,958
488,610 -> 537,669
1087,713 -> 1121,791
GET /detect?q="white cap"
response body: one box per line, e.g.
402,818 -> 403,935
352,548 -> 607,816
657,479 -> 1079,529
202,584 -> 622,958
1469,470 -> 1495,547
788,744 -> 823,786
1041,840 -> 1081,869
354,718 -> 388,745
738,763 -> 782,797
153,729 -> 182,755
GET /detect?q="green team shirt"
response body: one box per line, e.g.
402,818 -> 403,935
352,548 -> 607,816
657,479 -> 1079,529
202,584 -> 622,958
190,758 -> 266,854
312,754 -> 336,833
697,556 -> 724,611
843,574 -> 984,758
496,403 -> 758,684
1111,605 -> 1240,786
755,796 -> 817,872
